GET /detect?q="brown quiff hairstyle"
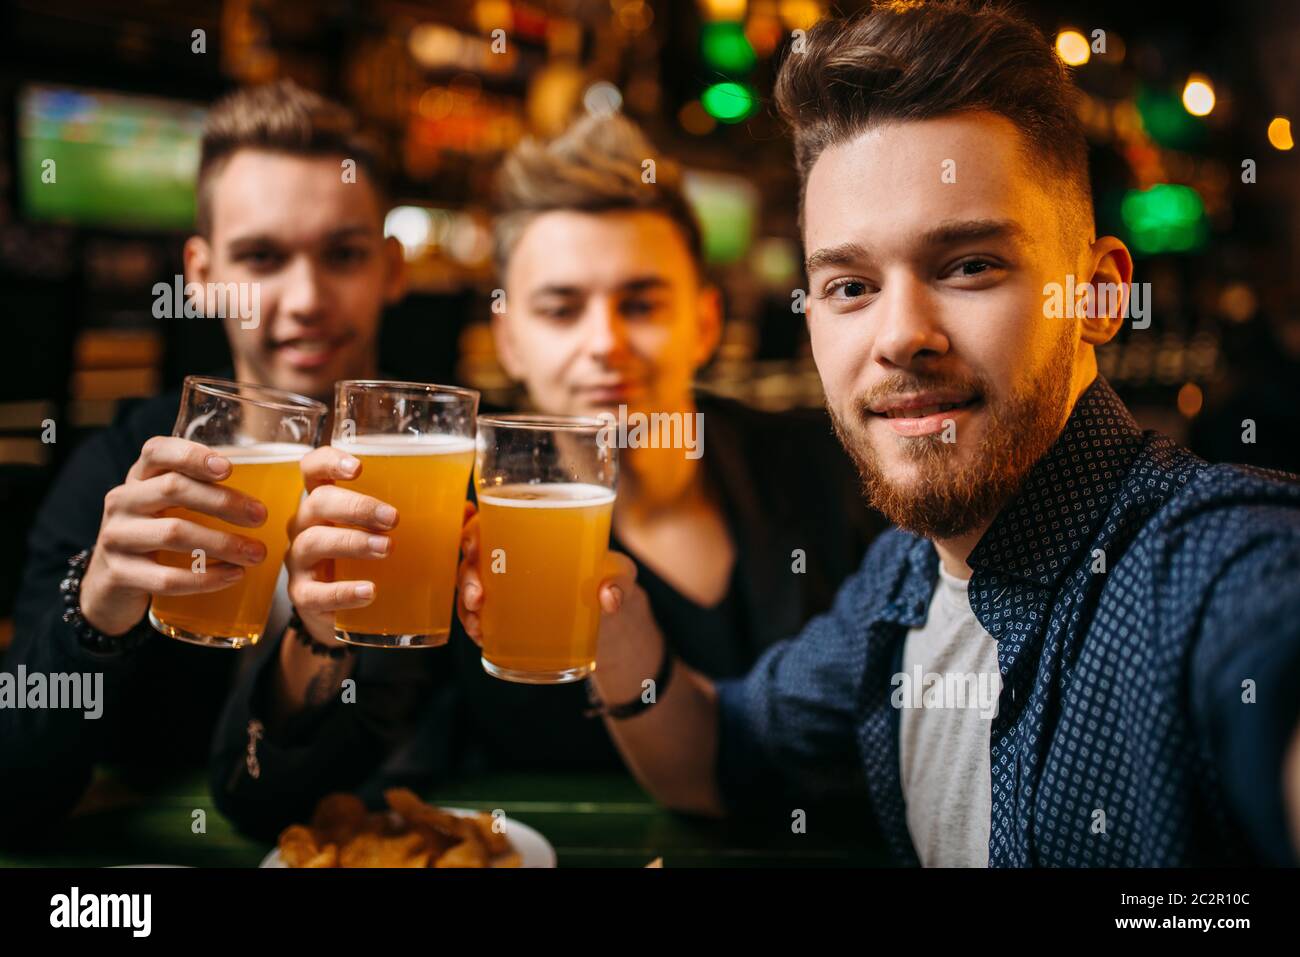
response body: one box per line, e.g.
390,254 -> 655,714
492,112 -> 705,278
195,79 -> 389,236
774,0 -> 1094,240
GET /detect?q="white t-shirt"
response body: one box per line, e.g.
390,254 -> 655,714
897,566 -> 1002,867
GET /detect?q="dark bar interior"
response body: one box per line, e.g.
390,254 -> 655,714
0,0 -> 1297,915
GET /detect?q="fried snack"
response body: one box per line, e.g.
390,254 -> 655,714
384,788 -> 462,839
433,835 -> 490,868
301,845 -> 338,868
410,823 -> 457,860
438,816 -> 494,868
468,812 -> 511,856
375,832 -> 432,868
394,849 -> 433,868
338,833 -> 383,868
340,827 -> 436,868
382,787 -> 425,818
360,811 -> 400,836
278,825 -> 321,867
310,793 -> 367,845
277,791 -> 519,867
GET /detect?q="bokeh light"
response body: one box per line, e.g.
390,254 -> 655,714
1055,30 -> 1090,66
1268,116 -> 1294,151
1177,382 -> 1203,418
1181,75 -> 1215,116
1121,183 -> 1208,254
701,21 -> 757,74
384,206 -> 433,261
701,81 -> 756,123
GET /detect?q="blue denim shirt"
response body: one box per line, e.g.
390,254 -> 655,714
716,376 -> 1300,866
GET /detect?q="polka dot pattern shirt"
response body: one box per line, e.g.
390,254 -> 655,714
716,376 -> 1300,866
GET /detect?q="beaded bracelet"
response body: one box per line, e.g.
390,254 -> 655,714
287,610 -> 355,660
60,548 -> 149,655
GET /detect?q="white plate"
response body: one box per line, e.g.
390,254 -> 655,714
260,807 -> 556,869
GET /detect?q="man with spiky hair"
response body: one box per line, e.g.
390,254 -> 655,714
460,0 -> 1300,866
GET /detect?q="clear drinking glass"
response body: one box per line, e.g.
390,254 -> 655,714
149,376 -> 326,649
475,415 -> 618,683
331,380 -> 479,647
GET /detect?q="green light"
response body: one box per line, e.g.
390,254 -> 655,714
1121,184 -> 1207,254
1135,87 -> 1205,150
701,22 -> 756,75
701,82 -> 755,123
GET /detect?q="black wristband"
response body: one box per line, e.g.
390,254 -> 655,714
287,610 -> 355,660
60,547 -> 149,655
584,642 -> 674,720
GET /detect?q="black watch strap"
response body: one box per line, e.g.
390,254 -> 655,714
584,643 -> 674,720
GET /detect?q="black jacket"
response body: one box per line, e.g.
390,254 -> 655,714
0,390 -> 239,845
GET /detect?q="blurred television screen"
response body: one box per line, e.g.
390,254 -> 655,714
17,84 -> 205,231
683,169 -> 758,265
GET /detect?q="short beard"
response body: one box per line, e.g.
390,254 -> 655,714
829,333 -> 1075,540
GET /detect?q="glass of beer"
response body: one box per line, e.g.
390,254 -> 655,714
332,380 -> 479,647
149,376 -> 326,649
475,415 -> 618,684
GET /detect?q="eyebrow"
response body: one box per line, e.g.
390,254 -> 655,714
529,276 -> 671,299
225,225 -> 376,248
804,219 -> 1028,273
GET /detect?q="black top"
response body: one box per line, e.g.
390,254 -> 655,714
0,390 -> 240,845
635,553 -> 748,677
210,392 -> 884,838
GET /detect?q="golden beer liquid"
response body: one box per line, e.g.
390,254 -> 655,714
150,443 -> 307,647
478,483 -> 616,681
332,435 -> 475,643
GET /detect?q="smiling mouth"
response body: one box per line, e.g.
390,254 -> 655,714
278,339 -> 333,353
274,333 -> 354,354
878,397 -> 979,419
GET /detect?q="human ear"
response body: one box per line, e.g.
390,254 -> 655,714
1079,236 -> 1134,346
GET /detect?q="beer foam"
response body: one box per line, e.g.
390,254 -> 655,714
333,434 -> 475,457
478,482 -> 616,508
211,442 -> 310,465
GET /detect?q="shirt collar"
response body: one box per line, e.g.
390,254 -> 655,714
967,374 -> 1146,587
879,534 -> 940,628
